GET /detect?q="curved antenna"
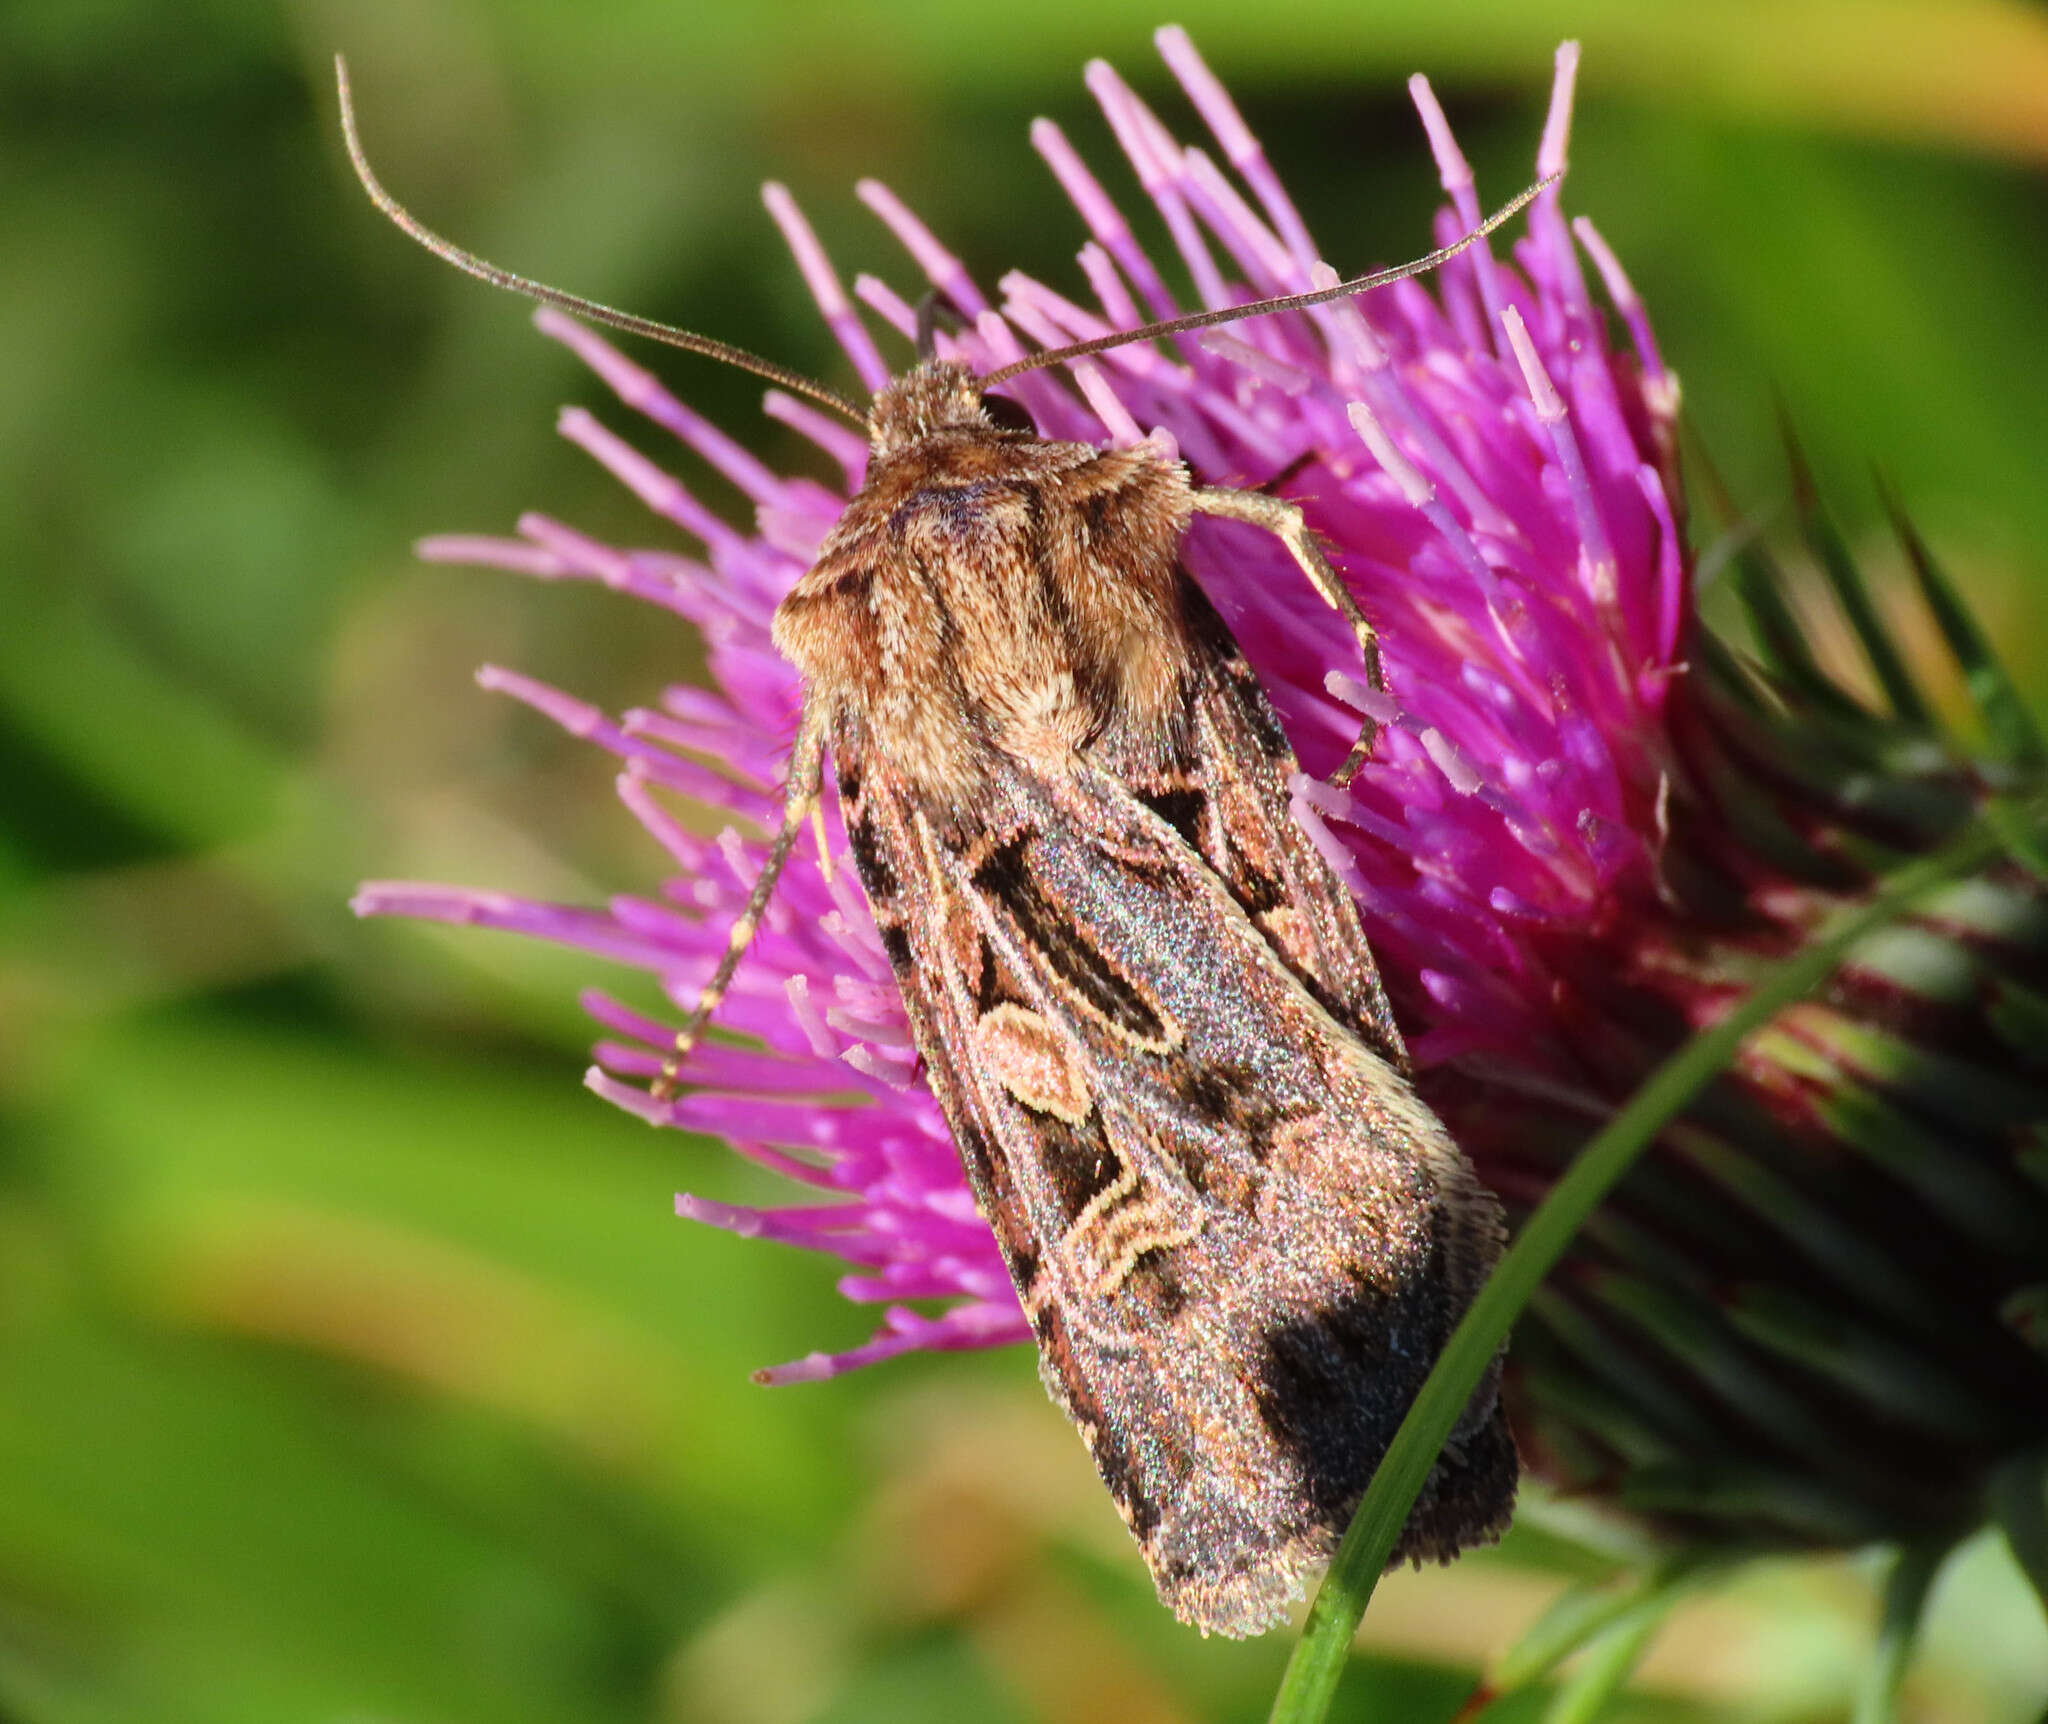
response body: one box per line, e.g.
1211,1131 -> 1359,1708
334,56 -> 869,428
981,172 -> 1559,388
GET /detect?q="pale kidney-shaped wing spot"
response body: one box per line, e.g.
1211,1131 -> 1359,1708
1066,1177 -> 1204,1299
975,1001 -> 1094,1124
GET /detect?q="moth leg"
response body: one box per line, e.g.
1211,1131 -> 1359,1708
651,703 -> 826,1102
1190,485 -> 1384,786
810,800 -> 835,883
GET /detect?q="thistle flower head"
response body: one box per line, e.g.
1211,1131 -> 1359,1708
356,33 -> 2048,1554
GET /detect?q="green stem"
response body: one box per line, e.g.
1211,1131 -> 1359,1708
1266,806 -> 2023,1724
1852,1542 -> 1947,1724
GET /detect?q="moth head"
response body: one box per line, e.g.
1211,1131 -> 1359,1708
868,363 -> 1038,458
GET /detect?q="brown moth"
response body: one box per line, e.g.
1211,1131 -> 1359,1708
338,61 -> 1537,1636
772,364 -> 1517,1634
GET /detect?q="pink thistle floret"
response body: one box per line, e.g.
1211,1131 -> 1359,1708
356,37 -> 1686,1382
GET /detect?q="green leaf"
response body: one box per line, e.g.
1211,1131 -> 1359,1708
1780,412 -> 1930,726
1536,1595 -> 1670,1724
1486,1555 -> 1714,1702
1987,1454 -> 2048,1623
1882,483 -> 2047,770
1852,1542 -> 1948,1724
1729,538 -> 1863,718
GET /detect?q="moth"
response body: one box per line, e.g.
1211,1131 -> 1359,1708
339,60 -> 1538,1636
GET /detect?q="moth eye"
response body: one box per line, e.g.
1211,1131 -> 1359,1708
981,393 -> 1036,436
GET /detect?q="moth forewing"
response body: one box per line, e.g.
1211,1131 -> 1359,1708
769,362 -> 1515,1635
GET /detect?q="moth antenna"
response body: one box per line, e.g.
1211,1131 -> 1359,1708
334,55 -> 869,428
651,706 -> 829,1103
981,172 -> 1559,387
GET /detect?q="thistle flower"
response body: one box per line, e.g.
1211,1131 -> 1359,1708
356,32 -> 2048,1565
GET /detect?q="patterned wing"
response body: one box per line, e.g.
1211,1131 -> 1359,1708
838,722 -> 1513,1636
1116,577 -> 1411,1066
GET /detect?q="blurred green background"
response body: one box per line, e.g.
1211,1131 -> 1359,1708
4,1 -> 2047,1719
